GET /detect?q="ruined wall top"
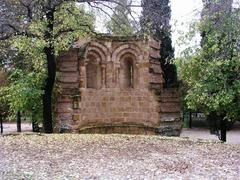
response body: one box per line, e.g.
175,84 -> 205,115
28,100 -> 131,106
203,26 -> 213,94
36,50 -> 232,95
72,34 -> 160,51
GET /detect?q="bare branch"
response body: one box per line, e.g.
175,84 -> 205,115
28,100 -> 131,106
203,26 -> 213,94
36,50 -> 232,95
18,0 -> 33,21
87,2 -> 128,33
0,34 -> 14,40
1,23 -> 41,39
96,1 -> 139,31
54,25 -> 97,38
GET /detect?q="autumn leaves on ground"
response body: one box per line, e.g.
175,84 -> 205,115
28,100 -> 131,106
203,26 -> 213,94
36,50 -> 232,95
1,134 -> 240,179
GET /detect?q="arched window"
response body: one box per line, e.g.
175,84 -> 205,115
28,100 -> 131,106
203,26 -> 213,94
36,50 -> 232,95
86,55 -> 102,89
121,57 -> 134,88
86,62 -> 97,88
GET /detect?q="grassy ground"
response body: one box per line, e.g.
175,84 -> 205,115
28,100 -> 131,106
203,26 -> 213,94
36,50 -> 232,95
1,134 -> 240,179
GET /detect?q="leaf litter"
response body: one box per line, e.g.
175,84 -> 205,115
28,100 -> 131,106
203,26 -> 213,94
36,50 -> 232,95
0,133 -> 240,179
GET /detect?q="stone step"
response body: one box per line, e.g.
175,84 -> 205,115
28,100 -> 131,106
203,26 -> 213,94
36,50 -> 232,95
59,82 -> 79,89
160,113 -> 181,122
160,89 -> 180,98
160,104 -> 181,113
160,97 -> 181,103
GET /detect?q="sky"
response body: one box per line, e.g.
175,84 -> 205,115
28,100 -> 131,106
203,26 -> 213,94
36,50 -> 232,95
93,0 -> 204,56
171,0 -> 203,55
93,0 -> 239,56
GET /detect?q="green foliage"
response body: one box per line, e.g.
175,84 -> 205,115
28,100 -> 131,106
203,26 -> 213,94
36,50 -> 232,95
176,8 -> 240,121
12,3 -> 95,58
0,3 -> 95,122
105,0 -> 134,35
0,69 -> 45,121
53,3 -> 95,55
0,69 -> 9,117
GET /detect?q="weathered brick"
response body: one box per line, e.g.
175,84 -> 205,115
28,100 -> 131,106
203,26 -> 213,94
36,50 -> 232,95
56,36 -> 181,135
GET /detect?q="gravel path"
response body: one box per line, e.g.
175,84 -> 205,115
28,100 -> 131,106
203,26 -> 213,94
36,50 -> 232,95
2,122 -> 240,145
1,122 -> 32,134
181,127 -> 240,144
1,134 -> 240,179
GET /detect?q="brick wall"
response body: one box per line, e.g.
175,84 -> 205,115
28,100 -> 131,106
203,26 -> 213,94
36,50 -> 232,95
56,36 -> 182,135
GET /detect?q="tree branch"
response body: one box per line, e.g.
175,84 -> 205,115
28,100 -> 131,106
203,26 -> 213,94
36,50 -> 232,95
1,23 -> 41,39
87,2 -> 128,33
54,25 -> 97,38
96,1 -> 139,32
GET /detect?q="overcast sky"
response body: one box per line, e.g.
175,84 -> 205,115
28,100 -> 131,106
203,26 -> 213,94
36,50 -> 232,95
171,0 -> 203,55
94,0 -> 240,56
94,0 -> 204,55
91,0 -> 205,57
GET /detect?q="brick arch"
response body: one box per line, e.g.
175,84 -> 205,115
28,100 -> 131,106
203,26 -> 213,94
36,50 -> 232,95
86,49 -> 102,64
112,43 -> 142,64
85,42 -> 110,89
86,42 -> 110,63
119,53 -> 137,63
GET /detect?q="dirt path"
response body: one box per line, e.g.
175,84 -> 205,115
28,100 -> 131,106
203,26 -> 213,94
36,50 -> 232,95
181,128 -> 240,144
1,122 -> 32,134
181,122 -> 240,144
0,134 -> 240,179
1,122 -> 240,144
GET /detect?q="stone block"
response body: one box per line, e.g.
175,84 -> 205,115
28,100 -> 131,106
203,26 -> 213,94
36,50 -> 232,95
150,74 -> 164,84
160,105 -> 181,113
59,76 -> 79,83
59,61 -> 78,72
149,64 -> 163,74
59,82 -> 79,89
160,113 -> 181,122
149,38 -> 161,49
160,97 -> 180,103
149,49 -> 161,59
155,125 -> 181,136
72,114 -> 81,121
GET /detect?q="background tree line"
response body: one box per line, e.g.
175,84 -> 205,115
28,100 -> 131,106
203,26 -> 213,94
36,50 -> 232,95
175,0 -> 240,141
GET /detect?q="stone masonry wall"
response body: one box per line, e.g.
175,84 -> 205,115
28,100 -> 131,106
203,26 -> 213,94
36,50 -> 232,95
56,36 -> 182,135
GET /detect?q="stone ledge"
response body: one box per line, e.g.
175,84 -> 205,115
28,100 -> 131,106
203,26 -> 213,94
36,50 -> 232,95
155,125 -> 182,136
78,124 -> 157,135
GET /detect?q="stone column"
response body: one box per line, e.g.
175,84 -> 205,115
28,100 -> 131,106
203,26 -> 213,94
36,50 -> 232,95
79,59 -> 85,88
115,63 -> 120,88
101,64 -> 106,88
82,61 -> 88,88
134,62 -> 140,89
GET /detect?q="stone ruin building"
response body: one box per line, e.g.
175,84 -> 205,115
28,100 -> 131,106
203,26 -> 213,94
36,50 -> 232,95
56,35 -> 181,136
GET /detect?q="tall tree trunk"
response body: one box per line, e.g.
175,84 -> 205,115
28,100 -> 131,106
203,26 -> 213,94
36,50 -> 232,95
17,111 -> 21,132
189,111 -> 192,129
42,8 -> 55,133
0,113 -> 3,134
207,112 -> 218,134
42,47 -> 56,133
220,116 -> 227,142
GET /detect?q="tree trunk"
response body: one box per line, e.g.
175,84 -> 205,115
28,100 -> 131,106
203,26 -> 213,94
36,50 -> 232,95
42,46 -> 56,133
207,112 -> 218,134
42,9 -> 55,133
189,111 -> 192,129
0,113 -> 3,134
17,111 -> 21,132
220,118 -> 227,142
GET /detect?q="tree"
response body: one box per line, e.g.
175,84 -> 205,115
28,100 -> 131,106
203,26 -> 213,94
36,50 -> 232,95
105,0 -> 134,35
0,0 -> 136,133
0,0 -> 96,133
0,69 -> 9,118
0,69 -> 44,124
175,2 -> 240,141
141,0 -> 177,87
